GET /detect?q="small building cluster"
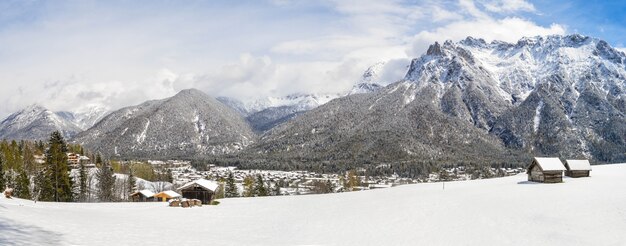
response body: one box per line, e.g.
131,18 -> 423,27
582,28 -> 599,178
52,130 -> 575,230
66,152 -> 96,169
130,178 -> 219,206
527,157 -> 591,183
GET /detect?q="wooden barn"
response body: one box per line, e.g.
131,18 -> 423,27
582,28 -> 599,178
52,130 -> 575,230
527,157 -> 566,183
153,190 -> 181,202
178,179 -> 219,205
564,159 -> 592,178
130,189 -> 155,202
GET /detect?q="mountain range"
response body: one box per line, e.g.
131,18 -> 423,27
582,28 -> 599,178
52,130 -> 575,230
1,34 -> 624,165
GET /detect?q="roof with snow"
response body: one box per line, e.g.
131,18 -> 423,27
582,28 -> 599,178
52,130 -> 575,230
178,178 -> 219,192
154,190 -> 181,198
532,157 -> 566,171
131,189 -> 155,198
565,160 -> 592,171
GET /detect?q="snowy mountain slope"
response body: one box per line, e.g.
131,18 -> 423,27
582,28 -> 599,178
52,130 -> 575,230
0,104 -> 83,140
219,93 -> 340,133
72,89 -> 256,159
252,34 -> 625,164
251,80 -> 514,164
348,62 -> 386,95
57,105 -> 110,130
1,163 -> 625,245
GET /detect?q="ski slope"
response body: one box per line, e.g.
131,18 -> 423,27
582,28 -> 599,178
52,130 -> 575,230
1,164 -> 625,245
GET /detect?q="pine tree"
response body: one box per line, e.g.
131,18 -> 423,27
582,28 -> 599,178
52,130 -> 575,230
0,155 -> 5,190
96,162 -> 115,202
272,182 -> 281,196
14,169 -> 31,199
243,175 -> 255,197
127,168 -> 136,200
253,175 -> 268,197
43,131 -> 74,202
225,172 -> 239,198
78,162 -> 88,202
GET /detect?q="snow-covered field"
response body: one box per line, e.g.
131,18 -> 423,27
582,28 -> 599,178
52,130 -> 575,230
2,164 -> 626,246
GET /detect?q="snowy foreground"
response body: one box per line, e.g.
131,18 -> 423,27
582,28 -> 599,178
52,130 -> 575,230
2,164 -> 626,246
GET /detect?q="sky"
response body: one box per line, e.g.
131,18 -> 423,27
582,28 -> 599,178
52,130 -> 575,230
0,0 -> 623,118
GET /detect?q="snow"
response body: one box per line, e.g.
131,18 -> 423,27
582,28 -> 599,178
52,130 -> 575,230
534,157 -> 567,171
178,178 -> 219,192
533,101 -> 543,132
134,189 -> 155,198
565,160 -> 592,171
136,119 -> 150,143
1,164 -> 625,245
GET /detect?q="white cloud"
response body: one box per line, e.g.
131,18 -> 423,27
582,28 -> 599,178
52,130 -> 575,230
0,0 -> 572,118
617,48 -> 626,53
409,17 -> 566,56
480,0 -> 536,13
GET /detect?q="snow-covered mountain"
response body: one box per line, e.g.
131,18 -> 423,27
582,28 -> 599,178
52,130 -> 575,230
348,62 -> 386,95
56,104 -> 110,130
73,89 -> 255,159
219,93 -> 340,133
251,34 -> 626,164
0,104 -> 83,140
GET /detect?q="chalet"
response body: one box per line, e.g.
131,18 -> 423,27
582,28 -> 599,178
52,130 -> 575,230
527,157 -> 566,183
177,179 -> 219,205
153,190 -> 181,202
130,189 -> 155,202
564,159 -> 592,178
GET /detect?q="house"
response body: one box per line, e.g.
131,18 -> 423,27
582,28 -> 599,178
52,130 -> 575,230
177,179 -> 219,204
130,189 -> 155,202
527,157 -> 566,183
564,160 -> 592,178
153,190 -> 181,202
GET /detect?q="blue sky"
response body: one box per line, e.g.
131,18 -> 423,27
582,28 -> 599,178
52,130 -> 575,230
0,0 -> 623,117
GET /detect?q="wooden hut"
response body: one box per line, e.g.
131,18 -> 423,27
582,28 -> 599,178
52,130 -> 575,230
527,157 -> 566,183
564,159 -> 592,178
130,189 -> 155,202
177,179 -> 219,205
153,190 -> 181,202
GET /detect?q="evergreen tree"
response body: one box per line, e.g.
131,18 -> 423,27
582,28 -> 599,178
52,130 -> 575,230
224,172 -> 239,198
0,155 -> 5,190
43,131 -> 74,202
243,175 -> 255,197
127,168 -> 136,200
78,162 -> 88,202
96,162 -> 115,202
272,182 -> 281,196
14,169 -> 31,199
253,175 -> 268,197
95,153 -> 103,166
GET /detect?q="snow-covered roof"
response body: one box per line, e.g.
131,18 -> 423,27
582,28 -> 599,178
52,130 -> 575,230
137,189 -> 155,198
533,157 -> 566,171
154,190 -> 181,198
565,160 -> 592,171
178,178 -> 219,192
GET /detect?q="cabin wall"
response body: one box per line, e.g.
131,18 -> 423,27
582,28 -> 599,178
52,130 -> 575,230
566,170 -> 590,178
529,164 -> 544,182
542,171 -> 563,183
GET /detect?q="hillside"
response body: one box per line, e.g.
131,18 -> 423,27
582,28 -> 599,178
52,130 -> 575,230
0,104 -> 83,140
72,89 -> 256,159
1,163 -> 625,245
250,34 -> 626,165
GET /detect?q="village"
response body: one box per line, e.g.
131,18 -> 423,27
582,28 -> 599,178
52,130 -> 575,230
19,152 -> 593,208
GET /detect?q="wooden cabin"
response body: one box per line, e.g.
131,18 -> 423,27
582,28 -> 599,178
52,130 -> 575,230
527,157 -> 566,183
130,189 -> 155,202
153,190 -> 181,202
178,179 -> 219,205
564,159 -> 592,178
